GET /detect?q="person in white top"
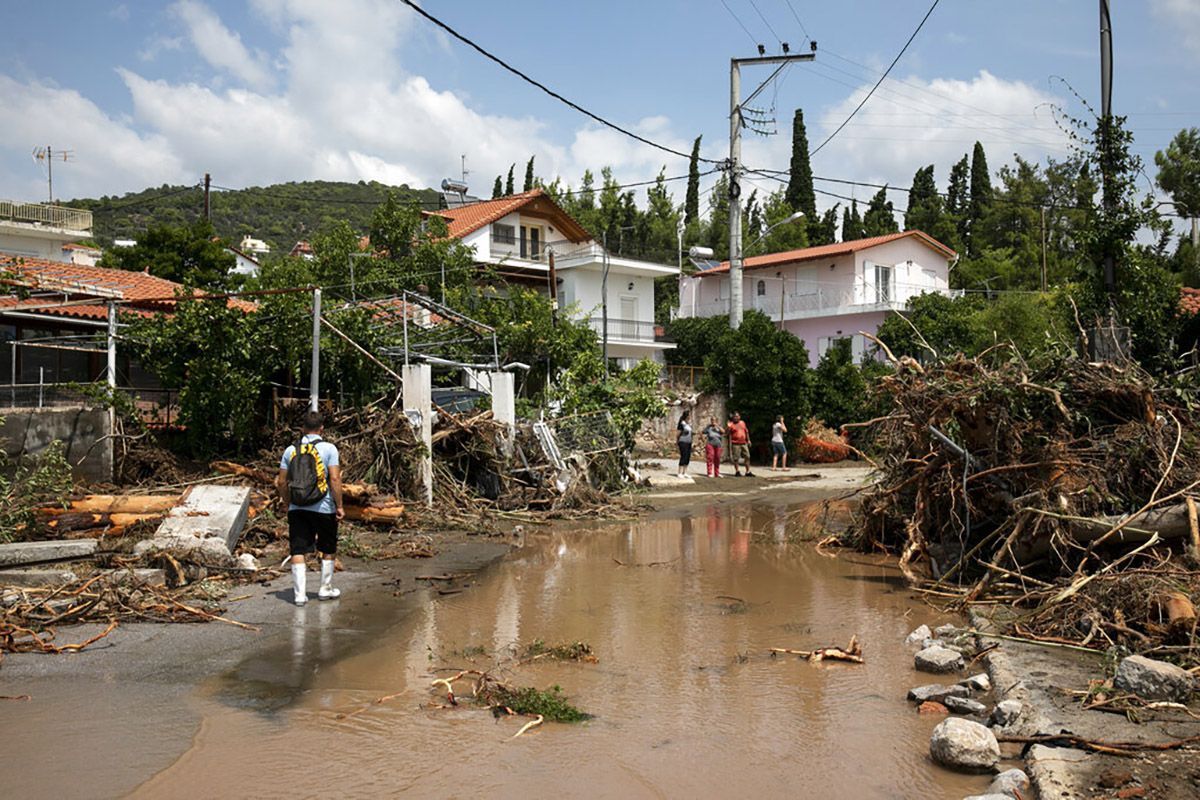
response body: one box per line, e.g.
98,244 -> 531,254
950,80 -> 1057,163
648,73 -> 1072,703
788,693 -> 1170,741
770,415 -> 789,471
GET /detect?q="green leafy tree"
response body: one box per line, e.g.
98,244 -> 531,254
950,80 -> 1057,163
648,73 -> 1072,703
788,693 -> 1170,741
748,188 -> 807,256
523,156 -> 536,192
1155,127 -> 1200,268
947,153 -> 970,247
968,141 -> 993,256
841,199 -> 864,242
665,315 -> 728,366
0,435 -> 71,543
685,136 -> 702,225
785,109 -> 818,236
492,176 -> 503,199
554,352 -> 664,450
876,292 -> 985,360
862,187 -> 899,236
100,219 -> 234,288
809,339 -> 870,429
812,205 -> 839,247
505,165 -> 515,196
706,174 -> 731,259
702,310 -> 811,445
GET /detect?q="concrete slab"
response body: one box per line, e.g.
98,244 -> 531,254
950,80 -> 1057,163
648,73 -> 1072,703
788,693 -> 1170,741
134,485 -> 251,562
0,539 -> 97,568
0,568 -> 165,588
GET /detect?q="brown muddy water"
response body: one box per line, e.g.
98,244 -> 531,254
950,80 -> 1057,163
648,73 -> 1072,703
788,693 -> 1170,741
106,501 -> 1000,797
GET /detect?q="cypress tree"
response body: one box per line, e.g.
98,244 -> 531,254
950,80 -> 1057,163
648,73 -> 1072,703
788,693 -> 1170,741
523,156 -> 536,192
947,154 -> 970,246
969,141 -> 992,254
862,187 -> 899,236
785,109 -> 817,221
685,136 -> 702,225
492,176 -> 503,199
841,199 -> 864,242
505,165 -> 515,196
904,165 -> 942,232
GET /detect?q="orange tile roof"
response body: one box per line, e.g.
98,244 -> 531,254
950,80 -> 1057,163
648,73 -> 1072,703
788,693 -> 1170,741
1180,287 -> 1200,316
425,189 -> 591,242
0,254 -> 254,321
696,230 -> 957,276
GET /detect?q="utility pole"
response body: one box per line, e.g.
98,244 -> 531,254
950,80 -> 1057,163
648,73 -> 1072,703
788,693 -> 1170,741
106,301 -> 118,434
601,231 -> 610,370
1099,0 -> 1115,296
547,248 -> 557,327
1040,205 -> 1048,292
203,173 -> 211,222
309,288 -> 321,412
728,47 -> 816,329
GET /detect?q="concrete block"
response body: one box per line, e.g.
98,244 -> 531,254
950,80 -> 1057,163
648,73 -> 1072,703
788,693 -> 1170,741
0,407 -> 112,483
403,363 -> 432,507
0,567 -> 164,587
136,485 -> 250,563
0,538 -> 97,568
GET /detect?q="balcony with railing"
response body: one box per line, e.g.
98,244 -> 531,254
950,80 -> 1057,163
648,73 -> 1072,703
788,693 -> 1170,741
679,280 -> 959,321
490,231 -> 551,263
585,316 -> 672,345
0,200 -> 93,233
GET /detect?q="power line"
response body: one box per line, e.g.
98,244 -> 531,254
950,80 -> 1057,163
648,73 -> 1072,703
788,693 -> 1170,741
398,0 -> 714,164
100,183 -> 202,211
719,0 -> 760,47
744,0 -> 784,44
779,0 -> 811,43
810,0 -> 941,157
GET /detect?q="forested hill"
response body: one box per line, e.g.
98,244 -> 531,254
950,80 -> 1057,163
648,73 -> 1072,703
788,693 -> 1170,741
67,180 -> 443,252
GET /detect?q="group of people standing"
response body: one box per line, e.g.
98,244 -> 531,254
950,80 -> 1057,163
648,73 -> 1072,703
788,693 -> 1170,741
675,410 -> 790,478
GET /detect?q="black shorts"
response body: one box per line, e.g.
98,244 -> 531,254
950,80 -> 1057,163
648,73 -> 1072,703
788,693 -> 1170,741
678,441 -> 693,467
288,510 -> 338,556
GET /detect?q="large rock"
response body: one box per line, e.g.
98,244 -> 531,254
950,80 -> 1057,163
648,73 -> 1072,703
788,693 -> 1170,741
960,672 -> 991,692
1113,654 -> 1196,703
943,695 -> 988,716
987,768 -> 1030,798
915,644 -> 965,673
905,624 -> 932,648
929,717 -> 1000,772
908,683 -> 970,704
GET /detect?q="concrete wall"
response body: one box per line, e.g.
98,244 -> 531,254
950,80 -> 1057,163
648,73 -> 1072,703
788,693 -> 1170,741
0,406 -> 112,482
635,392 -> 727,456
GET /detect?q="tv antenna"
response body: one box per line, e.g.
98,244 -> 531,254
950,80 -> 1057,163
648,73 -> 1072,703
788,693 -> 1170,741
460,154 -> 470,185
32,145 -> 74,203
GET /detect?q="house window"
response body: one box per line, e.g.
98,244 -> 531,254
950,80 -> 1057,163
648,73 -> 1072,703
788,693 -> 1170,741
520,224 -> 543,260
756,280 -> 766,296
492,223 -> 516,244
874,264 -> 893,304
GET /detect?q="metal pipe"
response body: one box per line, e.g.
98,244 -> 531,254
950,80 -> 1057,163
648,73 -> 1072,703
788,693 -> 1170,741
309,288 -> 321,412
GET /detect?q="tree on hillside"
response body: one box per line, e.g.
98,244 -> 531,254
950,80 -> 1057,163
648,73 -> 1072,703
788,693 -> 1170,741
100,219 -> 234,288
862,187 -> 898,236
968,141 -> 992,255
1155,127 -> 1200,261
505,165 -> 515,196
685,136 -> 702,225
523,156 -> 536,192
492,176 -> 503,199
841,199 -> 864,242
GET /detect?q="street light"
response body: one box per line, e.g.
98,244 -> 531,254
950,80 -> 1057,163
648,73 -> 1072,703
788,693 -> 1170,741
745,210 -> 805,254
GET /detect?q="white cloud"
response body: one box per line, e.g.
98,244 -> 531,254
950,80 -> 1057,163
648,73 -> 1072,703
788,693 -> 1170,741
1152,0 -> 1200,57
172,0 -> 274,90
109,4 -> 130,22
806,70 -> 1070,195
139,35 -> 183,62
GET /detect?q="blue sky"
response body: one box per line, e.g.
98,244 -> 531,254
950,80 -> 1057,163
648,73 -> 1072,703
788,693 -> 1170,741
1,0 -> 1197,227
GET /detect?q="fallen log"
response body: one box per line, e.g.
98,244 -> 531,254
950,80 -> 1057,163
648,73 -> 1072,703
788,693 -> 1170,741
769,635 -> 863,663
1015,504 -> 1195,562
45,512 -> 164,534
38,495 -> 180,515
343,505 -> 405,523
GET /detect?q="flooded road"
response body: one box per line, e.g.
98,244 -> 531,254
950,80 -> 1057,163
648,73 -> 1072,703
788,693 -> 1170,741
124,499 -> 992,799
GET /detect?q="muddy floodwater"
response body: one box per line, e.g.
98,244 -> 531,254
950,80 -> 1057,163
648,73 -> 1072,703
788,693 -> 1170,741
18,499 -> 998,798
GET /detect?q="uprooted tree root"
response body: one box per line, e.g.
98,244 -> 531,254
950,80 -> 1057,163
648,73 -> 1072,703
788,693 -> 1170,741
849,347 -> 1200,669
769,635 -> 864,664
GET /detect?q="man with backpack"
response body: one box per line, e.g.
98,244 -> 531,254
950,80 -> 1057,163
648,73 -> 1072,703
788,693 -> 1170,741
276,411 -> 345,606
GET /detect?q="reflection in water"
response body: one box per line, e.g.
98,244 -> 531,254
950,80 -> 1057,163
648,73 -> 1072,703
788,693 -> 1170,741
133,500 -> 990,800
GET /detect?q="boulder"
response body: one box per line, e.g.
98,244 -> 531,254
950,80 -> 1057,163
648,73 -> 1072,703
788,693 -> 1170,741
236,553 -> 258,571
943,695 -> 988,716
987,768 -> 1030,798
908,683 -> 970,704
918,701 -> 949,715
905,624 -> 932,648
915,644 -> 965,673
1113,655 -> 1196,703
935,623 -> 959,638
960,672 -> 991,692
989,699 -> 1023,727
929,718 -> 1000,772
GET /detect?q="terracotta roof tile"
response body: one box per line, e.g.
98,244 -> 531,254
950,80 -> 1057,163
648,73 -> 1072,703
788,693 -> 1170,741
696,230 -> 957,277
427,189 -> 546,239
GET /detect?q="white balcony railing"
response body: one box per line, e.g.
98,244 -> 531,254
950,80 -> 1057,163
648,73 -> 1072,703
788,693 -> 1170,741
678,280 -> 958,320
0,200 -> 92,233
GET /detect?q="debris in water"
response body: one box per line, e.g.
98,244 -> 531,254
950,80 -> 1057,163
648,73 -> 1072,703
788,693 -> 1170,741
519,639 -> 598,663
769,635 -> 864,663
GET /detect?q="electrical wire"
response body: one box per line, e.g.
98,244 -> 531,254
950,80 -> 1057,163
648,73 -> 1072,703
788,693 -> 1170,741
398,0 -> 714,164
719,0 -> 760,47
779,0 -> 812,43
810,0 -> 941,156
99,183 -> 202,211
744,0 -> 784,45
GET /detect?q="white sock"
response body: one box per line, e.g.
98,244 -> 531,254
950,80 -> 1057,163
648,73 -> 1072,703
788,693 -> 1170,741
320,559 -> 335,589
292,563 -> 307,603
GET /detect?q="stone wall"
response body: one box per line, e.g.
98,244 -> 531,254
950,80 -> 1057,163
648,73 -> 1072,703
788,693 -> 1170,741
635,392 -> 727,457
0,406 -> 112,483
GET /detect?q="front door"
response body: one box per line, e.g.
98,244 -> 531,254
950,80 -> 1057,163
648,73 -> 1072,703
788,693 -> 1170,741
620,296 -> 637,338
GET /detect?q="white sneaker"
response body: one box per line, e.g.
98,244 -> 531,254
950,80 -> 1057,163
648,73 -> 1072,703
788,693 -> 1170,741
318,585 -> 341,600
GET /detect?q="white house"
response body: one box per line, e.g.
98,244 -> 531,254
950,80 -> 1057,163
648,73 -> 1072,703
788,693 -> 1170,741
677,231 -> 957,365
225,245 -> 261,278
239,235 -> 271,256
428,190 -> 677,368
0,199 -> 93,262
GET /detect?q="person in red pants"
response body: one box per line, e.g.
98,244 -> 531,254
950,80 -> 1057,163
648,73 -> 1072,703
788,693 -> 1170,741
702,416 -> 724,477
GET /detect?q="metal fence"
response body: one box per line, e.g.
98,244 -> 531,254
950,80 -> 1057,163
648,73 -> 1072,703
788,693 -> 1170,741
664,365 -> 705,389
548,410 -> 622,455
0,199 -> 92,232
0,381 -> 180,425
585,317 -> 670,343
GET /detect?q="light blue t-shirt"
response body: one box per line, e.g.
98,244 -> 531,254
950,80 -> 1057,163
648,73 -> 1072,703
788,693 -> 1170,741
280,434 -> 340,514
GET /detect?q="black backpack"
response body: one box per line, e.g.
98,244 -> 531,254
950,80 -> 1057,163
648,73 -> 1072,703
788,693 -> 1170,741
287,437 -> 328,506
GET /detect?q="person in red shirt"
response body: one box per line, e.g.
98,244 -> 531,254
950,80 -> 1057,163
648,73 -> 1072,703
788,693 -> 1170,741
726,412 -> 753,477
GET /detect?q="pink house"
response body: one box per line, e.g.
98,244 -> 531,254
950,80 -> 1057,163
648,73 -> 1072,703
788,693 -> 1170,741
677,231 -> 958,365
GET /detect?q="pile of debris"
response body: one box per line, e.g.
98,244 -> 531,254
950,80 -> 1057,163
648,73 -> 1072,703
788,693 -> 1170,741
853,349 -> 1200,667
